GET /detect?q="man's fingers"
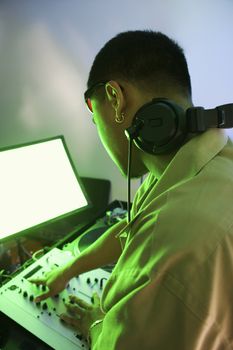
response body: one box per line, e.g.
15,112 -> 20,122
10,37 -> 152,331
65,303 -> 83,317
90,292 -> 100,305
60,314 -> 82,329
93,292 -> 100,305
28,277 -> 47,286
34,291 -> 51,302
69,295 -> 91,310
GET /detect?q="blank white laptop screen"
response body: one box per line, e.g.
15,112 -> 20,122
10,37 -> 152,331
0,136 -> 89,241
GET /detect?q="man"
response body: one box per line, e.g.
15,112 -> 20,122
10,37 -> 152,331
30,30 -> 233,349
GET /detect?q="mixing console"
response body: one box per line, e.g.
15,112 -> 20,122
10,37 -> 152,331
0,248 -> 110,350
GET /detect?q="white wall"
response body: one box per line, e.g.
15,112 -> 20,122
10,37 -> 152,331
0,0 -> 232,201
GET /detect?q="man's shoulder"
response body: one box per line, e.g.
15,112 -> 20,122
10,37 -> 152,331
130,155 -> 233,262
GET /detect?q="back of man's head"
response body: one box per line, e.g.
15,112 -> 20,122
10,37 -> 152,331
87,30 -> 192,100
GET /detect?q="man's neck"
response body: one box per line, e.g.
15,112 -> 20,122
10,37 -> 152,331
141,150 -> 177,179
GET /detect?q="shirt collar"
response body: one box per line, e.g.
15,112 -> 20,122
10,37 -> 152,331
151,129 -> 228,198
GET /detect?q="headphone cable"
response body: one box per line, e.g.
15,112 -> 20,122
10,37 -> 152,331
127,136 -> 133,223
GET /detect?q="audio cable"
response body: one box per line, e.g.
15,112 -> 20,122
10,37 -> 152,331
127,135 -> 133,223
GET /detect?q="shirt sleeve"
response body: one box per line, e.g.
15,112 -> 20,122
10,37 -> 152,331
91,278 -> 189,349
91,272 -> 229,350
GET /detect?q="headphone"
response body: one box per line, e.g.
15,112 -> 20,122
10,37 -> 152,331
125,98 -> 233,155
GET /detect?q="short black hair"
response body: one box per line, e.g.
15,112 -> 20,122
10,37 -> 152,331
87,30 -> 192,99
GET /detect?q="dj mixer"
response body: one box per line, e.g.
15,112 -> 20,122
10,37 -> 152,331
0,248 -> 110,350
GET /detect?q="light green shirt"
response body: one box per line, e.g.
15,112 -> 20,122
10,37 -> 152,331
93,129 -> 233,350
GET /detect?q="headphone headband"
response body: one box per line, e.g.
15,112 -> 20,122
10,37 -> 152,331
187,103 -> 233,132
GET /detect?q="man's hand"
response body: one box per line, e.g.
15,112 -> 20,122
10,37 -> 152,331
60,292 -> 105,339
28,263 -> 73,302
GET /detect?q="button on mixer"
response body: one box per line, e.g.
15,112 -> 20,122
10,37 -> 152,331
8,285 -> 18,291
75,334 -> 83,341
42,302 -> 48,310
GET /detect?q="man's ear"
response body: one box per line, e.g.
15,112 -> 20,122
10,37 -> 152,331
105,81 -> 125,113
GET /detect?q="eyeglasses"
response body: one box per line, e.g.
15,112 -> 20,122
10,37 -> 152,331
84,81 -> 109,114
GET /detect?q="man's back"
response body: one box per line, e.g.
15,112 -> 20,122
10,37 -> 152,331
98,130 -> 233,349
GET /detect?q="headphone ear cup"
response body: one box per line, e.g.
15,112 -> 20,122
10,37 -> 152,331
131,98 -> 187,154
